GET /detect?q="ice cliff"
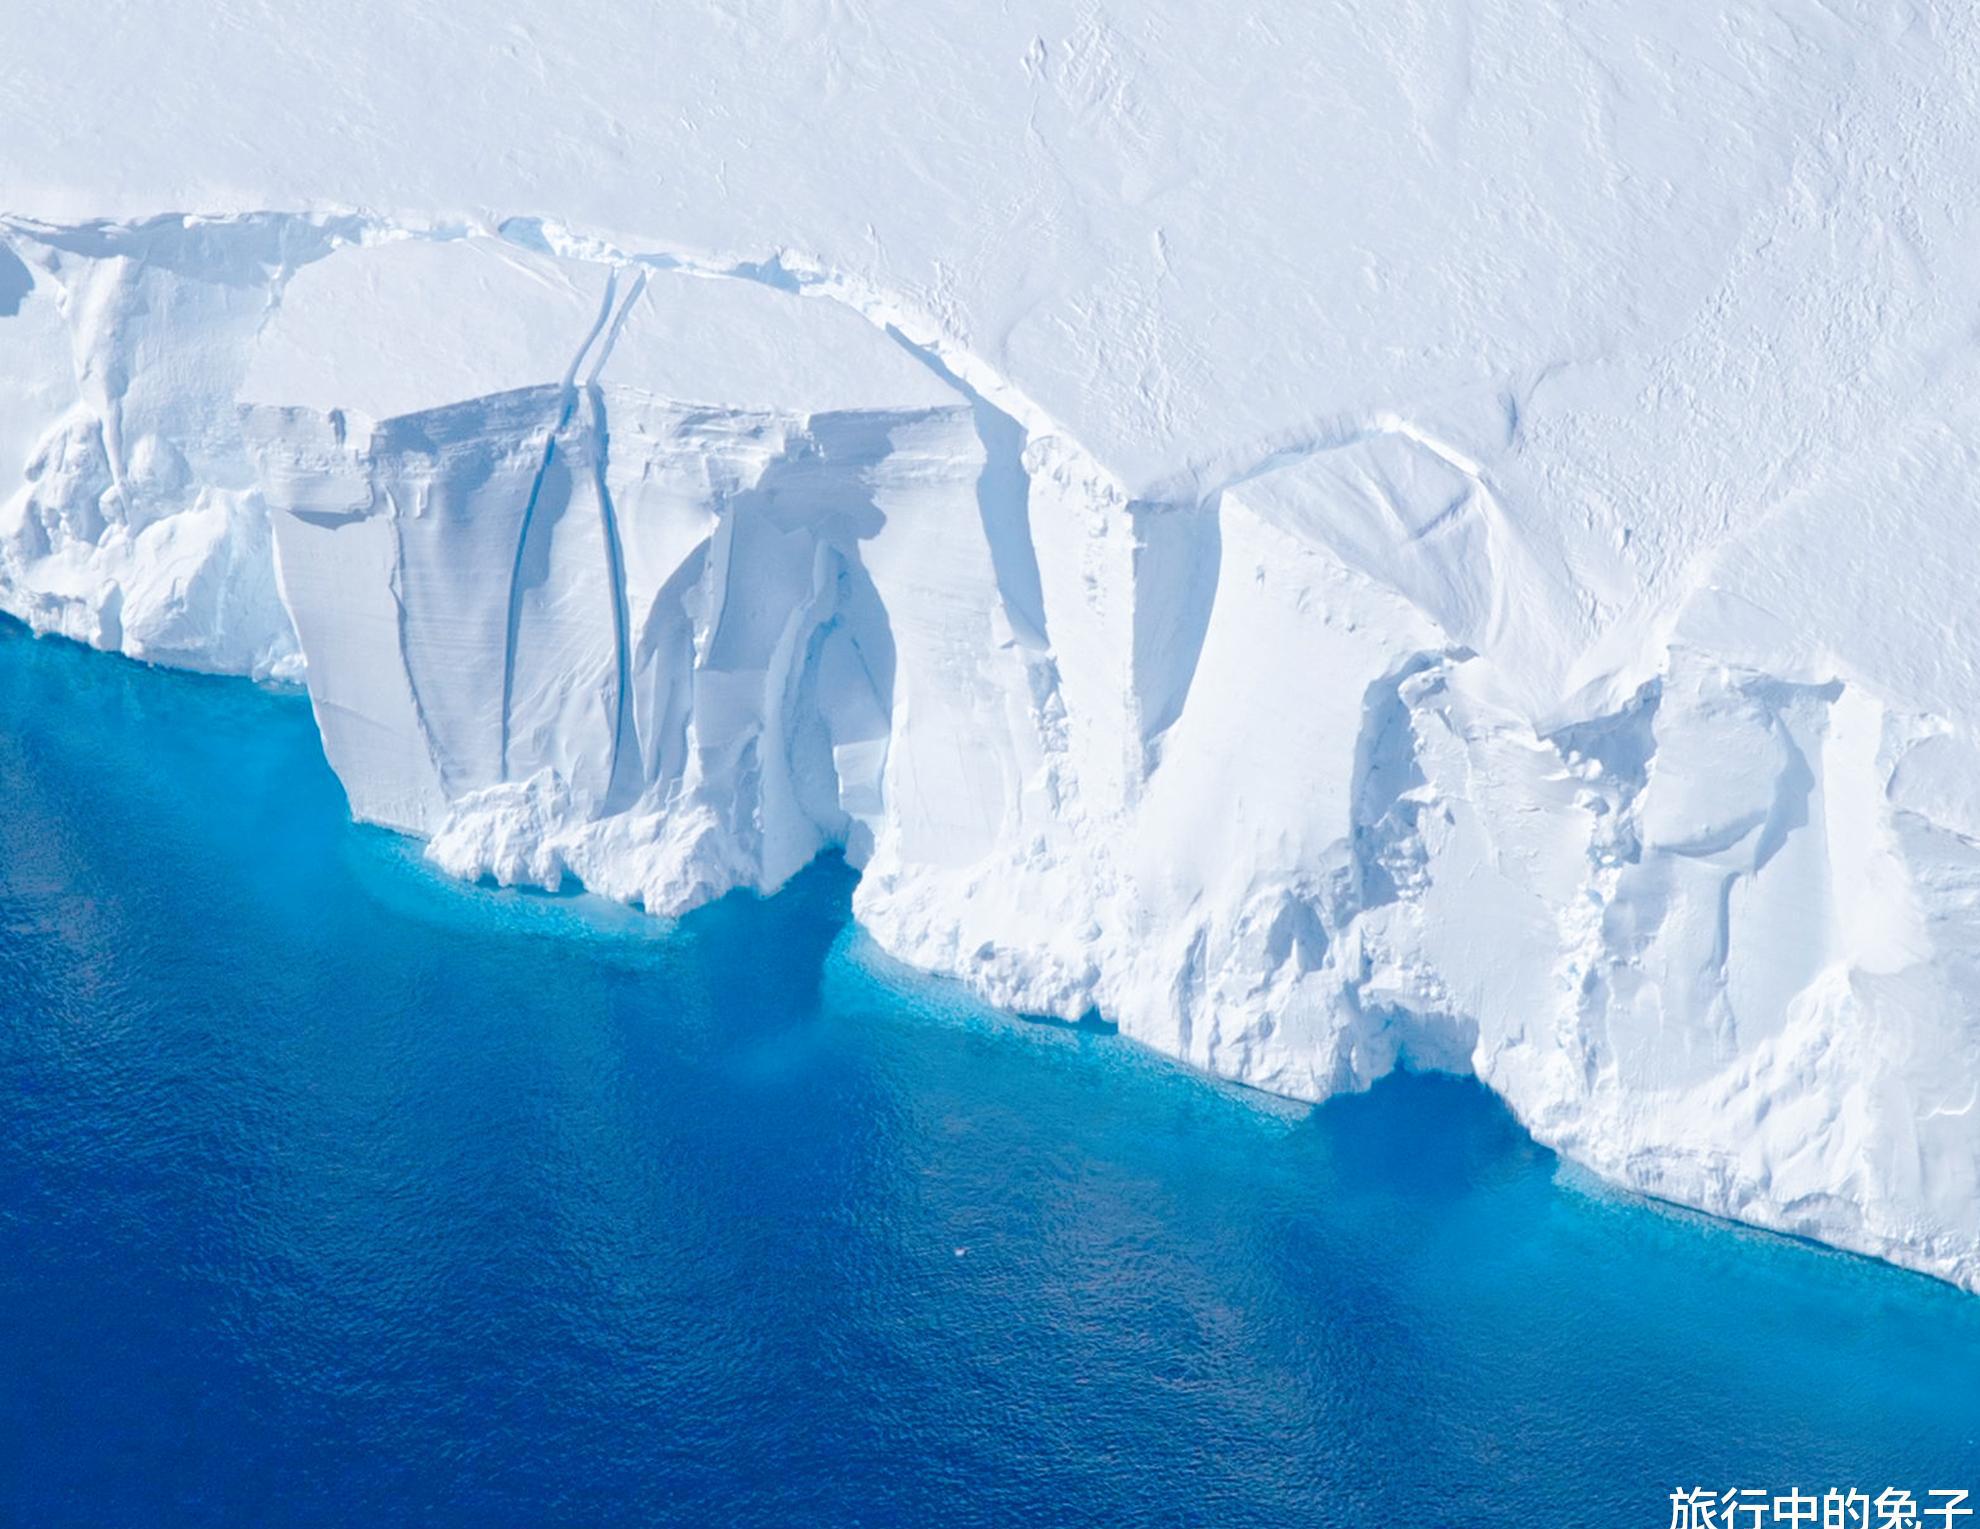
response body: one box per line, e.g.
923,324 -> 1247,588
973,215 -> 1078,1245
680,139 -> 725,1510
4,0 -> 1979,1292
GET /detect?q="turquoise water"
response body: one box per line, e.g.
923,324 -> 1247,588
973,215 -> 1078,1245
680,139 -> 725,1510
0,618 -> 1975,1526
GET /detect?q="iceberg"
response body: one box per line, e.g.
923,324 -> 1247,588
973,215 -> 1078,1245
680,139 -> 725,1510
3,0 -> 1979,1292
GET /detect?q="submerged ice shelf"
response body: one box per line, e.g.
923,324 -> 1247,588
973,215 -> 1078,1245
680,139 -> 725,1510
4,195 -> 1979,1296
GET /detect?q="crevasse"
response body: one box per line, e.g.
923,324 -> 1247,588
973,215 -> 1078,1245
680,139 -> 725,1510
4,210 -> 1977,1295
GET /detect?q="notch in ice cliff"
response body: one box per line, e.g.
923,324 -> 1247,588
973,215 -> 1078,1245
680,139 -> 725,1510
2,211 -> 1978,1297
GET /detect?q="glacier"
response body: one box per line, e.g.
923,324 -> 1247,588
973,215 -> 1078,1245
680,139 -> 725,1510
4,0 -> 1980,1292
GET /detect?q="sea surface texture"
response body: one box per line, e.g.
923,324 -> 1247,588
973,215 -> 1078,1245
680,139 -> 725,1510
1,619 -> 1976,1526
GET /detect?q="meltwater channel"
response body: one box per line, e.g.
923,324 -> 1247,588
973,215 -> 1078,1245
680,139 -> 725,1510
0,619 -> 1975,1526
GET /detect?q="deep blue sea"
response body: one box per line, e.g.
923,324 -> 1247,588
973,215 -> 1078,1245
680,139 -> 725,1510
1,619 -> 1976,1527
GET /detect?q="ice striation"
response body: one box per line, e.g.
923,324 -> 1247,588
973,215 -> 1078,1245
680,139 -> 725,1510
6,0 -> 1980,1295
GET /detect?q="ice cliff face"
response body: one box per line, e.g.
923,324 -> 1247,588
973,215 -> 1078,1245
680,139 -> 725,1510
241,238 -> 993,912
3,211 -> 1976,1294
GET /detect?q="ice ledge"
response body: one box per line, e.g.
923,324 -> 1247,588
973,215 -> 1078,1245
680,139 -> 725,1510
4,208 -> 1979,1296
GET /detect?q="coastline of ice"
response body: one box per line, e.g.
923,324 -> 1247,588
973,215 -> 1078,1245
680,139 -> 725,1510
3,205 -> 1977,1294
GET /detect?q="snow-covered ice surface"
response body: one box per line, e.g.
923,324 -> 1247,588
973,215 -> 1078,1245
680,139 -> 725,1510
4,0 -> 1979,1290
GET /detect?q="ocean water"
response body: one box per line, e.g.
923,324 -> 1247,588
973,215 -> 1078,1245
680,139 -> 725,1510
0,620 -> 1975,1528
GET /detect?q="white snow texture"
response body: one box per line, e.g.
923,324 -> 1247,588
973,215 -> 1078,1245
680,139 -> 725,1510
3,0 -> 1978,1291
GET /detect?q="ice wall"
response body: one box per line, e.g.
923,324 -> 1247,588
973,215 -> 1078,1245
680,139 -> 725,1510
3,213 -> 1977,1294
